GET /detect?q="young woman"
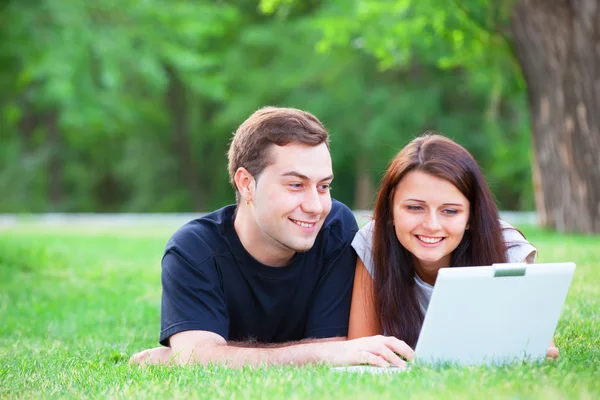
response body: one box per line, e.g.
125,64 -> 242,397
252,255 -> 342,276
348,133 -> 559,358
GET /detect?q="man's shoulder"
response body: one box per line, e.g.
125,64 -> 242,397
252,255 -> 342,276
320,199 -> 359,245
165,205 -> 237,263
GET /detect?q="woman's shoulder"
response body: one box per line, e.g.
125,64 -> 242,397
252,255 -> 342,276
351,219 -> 376,275
352,219 -> 376,249
499,219 -> 538,263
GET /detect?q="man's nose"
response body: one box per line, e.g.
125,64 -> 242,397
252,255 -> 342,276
302,188 -> 324,215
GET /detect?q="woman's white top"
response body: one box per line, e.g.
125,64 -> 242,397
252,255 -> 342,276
351,220 -> 538,316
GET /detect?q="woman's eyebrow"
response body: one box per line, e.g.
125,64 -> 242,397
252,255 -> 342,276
403,198 -> 465,207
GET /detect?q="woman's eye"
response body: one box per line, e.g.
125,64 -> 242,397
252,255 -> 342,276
443,209 -> 458,214
407,205 -> 422,211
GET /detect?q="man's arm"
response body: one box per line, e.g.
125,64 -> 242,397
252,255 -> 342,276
131,330 -> 414,368
129,337 -> 344,365
228,336 -> 344,348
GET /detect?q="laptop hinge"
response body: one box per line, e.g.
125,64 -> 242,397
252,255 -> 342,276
492,263 -> 527,277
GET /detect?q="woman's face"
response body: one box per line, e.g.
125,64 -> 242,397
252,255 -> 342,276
392,170 -> 470,273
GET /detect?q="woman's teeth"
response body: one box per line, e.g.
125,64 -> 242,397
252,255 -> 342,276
418,235 -> 443,244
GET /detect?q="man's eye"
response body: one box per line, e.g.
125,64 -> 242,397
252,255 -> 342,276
318,184 -> 331,191
289,183 -> 303,189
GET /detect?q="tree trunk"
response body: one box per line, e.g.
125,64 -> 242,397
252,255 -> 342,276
45,110 -> 62,211
354,155 -> 374,210
165,65 -> 204,211
18,103 -> 38,153
510,0 -> 600,233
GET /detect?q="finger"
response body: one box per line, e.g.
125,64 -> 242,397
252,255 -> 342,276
362,352 -> 390,368
129,351 -> 144,365
373,343 -> 407,368
129,350 -> 150,366
133,346 -> 172,366
547,346 -> 560,359
384,337 -> 415,361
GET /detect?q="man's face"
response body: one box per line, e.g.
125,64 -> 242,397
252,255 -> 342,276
250,142 -> 333,258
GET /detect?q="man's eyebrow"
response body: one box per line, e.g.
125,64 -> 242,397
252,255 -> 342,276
281,172 -> 334,181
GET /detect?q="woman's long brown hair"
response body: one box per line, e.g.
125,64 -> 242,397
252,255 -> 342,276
372,133 -> 508,348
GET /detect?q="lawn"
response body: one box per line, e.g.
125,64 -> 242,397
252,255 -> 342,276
1,223 -> 599,399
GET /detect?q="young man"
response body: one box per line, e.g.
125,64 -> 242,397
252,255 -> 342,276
130,107 -> 413,368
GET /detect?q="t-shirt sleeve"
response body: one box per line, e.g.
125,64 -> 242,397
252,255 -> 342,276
500,219 -> 538,263
351,220 -> 376,278
159,248 -> 229,346
304,203 -> 359,339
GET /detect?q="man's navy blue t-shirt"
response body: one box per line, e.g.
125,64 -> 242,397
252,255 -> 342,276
159,199 -> 359,346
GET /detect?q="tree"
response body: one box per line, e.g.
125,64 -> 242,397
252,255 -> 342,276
0,0 -> 237,212
510,0 -> 600,233
0,0 -> 541,214
263,0 -> 600,233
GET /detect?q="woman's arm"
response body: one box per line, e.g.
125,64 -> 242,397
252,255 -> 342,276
348,258 -> 383,339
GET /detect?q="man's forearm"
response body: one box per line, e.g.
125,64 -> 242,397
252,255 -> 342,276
174,340 -> 342,367
228,336 -> 345,348
132,334 -> 412,368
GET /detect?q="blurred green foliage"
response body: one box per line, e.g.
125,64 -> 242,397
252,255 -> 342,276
0,0 -> 534,212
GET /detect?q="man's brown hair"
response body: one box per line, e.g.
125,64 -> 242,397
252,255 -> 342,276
227,106 -> 330,202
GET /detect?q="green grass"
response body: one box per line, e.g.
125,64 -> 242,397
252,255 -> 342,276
1,224 -> 599,399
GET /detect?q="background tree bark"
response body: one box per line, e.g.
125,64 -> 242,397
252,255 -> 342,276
354,155 -> 374,210
45,110 -> 62,211
510,0 -> 600,233
165,65 -> 204,211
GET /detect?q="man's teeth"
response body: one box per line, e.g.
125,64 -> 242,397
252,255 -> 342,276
418,235 -> 443,244
292,220 -> 315,228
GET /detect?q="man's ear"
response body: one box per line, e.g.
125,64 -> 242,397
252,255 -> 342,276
234,167 -> 254,201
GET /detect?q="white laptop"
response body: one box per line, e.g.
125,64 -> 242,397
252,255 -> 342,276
415,262 -> 575,366
334,262 -> 575,373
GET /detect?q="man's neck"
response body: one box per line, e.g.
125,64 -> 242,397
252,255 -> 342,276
233,205 -> 295,267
